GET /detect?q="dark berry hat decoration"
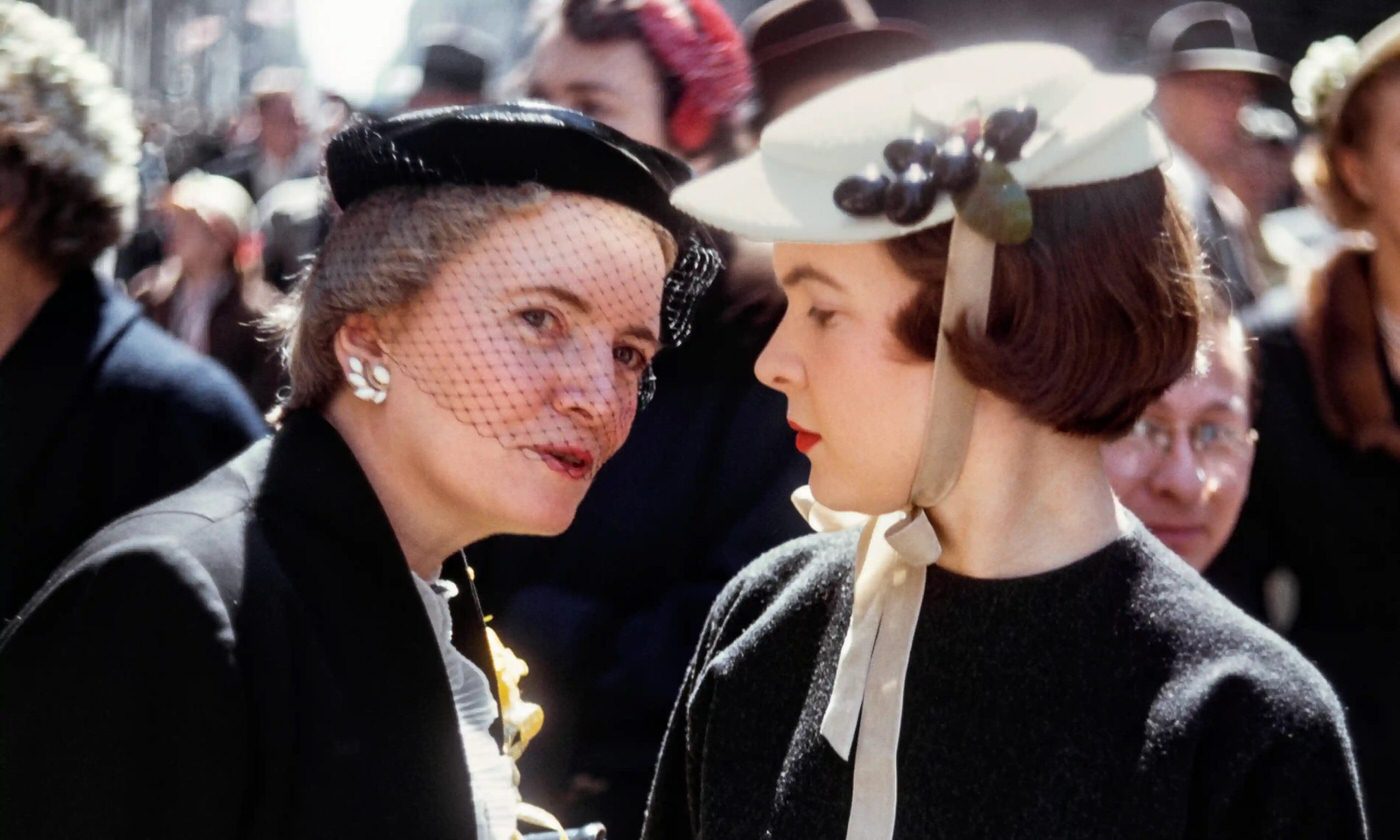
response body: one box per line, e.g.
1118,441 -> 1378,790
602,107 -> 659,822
833,104 -> 1038,243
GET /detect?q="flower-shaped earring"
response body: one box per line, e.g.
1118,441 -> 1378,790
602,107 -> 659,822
347,356 -> 390,404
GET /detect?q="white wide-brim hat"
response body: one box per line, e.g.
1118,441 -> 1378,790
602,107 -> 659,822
673,41 -> 1168,243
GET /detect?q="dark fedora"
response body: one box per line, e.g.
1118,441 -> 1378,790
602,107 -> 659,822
416,24 -> 499,98
1146,2 -> 1287,79
743,0 -> 933,124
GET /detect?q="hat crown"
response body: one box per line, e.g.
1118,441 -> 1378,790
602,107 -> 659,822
745,0 -> 877,50
1149,1 -> 1259,55
670,41 -> 1167,243
760,43 -> 1099,181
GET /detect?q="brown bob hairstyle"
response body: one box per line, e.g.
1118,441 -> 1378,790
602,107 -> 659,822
887,167 -> 1203,438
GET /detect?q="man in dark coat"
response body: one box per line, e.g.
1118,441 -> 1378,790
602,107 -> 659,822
0,2 -> 266,624
0,269 -> 266,621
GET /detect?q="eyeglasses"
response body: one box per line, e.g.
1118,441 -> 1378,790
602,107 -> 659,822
1110,417 -> 1259,479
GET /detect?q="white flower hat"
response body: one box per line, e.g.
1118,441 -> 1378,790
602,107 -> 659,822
0,2 -> 141,237
1291,11 -> 1400,128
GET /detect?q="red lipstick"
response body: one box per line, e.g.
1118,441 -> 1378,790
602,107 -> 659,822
788,419 -> 821,454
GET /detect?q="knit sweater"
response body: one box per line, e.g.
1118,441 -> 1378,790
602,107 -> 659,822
643,528 -> 1367,839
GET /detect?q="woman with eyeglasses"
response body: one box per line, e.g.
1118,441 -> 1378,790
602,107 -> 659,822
1103,309 -> 1257,573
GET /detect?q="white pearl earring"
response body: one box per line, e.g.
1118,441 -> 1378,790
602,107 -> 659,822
347,356 -> 390,404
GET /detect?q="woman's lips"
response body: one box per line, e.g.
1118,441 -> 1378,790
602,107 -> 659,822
788,419 -> 821,454
530,445 -> 595,480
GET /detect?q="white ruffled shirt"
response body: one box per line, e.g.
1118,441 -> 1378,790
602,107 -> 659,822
410,573 -> 520,840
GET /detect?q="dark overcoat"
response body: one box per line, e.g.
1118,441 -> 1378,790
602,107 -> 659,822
0,270 -> 266,622
0,411 -> 497,840
1216,249 -> 1400,837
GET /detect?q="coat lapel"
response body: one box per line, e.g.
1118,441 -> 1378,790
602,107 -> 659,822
253,412 -> 480,835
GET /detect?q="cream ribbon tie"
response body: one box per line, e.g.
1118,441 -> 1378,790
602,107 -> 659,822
790,487 -> 943,840
790,219 -> 997,840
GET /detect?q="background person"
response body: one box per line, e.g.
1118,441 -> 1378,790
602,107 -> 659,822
1148,1 -> 1285,309
1218,12 -> 1400,834
128,170 -> 284,411
741,0 -> 934,128
1104,310 -> 1257,574
0,1 -> 265,625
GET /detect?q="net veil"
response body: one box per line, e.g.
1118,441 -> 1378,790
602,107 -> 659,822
340,190 -> 702,480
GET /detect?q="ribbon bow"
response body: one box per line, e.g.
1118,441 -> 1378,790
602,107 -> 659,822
795,219 -> 998,840
791,488 -> 942,840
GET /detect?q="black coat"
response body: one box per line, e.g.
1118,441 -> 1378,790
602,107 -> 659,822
1215,260 -> 1400,837
644,530 -> 1366,839
0,270 -> 266,623
0,411 -> 498,839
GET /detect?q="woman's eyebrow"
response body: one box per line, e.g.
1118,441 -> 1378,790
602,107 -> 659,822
779,264 -> 845,291
509,284 -> 593,313
621,324 -> 660,344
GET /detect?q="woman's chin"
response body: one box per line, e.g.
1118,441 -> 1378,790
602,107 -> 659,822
501,484 -> 589,537
808,473 -> 907,517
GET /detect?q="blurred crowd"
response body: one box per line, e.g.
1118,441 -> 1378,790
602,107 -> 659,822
1,0 -> 1398,837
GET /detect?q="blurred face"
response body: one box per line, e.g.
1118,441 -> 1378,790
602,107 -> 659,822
1338,76 -> 1400,248
162,205 -> 235,273
526,19 -> 670,152
757,241 -> 934,514
377,194 -> 667,536
257,93 -> 305,160
1155,71 -> 1259,171
1103,318 -> 1256,570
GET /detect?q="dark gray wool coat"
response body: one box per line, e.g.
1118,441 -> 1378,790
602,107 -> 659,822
643,528 -> 1367,839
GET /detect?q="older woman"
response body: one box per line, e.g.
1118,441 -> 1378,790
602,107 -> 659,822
0,2 -> 264,623
0,103 -> 715,840
1219,12 -> 1400,834
643,43 -> 1364,839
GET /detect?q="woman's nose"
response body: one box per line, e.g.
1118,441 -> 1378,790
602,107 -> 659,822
754,310 -> 804,393
553,342 -> 624,428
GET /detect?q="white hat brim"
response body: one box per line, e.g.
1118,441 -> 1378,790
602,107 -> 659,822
673,52 -> 1168,244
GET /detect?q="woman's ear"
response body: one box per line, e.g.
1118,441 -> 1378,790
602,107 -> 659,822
1334,145 -> 1374,210
332,312 -> 387,369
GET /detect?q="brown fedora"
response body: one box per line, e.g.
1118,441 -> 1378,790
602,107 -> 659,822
743,0 -> 933,125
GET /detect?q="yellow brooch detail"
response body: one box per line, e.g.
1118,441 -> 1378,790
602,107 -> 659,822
485,626 -> 566,840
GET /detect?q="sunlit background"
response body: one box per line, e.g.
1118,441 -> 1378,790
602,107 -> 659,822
27,0 -> 1400,128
